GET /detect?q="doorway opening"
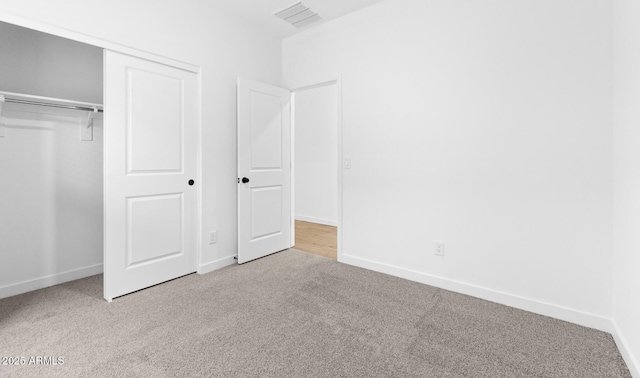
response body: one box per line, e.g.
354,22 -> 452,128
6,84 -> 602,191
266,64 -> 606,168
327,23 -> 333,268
292,81 -> 340,260
0,20 -> 104,299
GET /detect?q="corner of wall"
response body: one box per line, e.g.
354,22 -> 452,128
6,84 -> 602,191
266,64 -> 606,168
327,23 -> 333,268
612,320 -> 640,377
198,255 -> 237,275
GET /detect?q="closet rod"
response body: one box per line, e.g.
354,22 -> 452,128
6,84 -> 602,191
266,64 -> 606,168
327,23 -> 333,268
2,97 -> 103,113
0,91 -> 103,113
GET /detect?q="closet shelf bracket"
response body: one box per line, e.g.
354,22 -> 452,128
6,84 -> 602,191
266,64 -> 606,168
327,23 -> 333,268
0,95 -> 5,138
81,106 -> 98,142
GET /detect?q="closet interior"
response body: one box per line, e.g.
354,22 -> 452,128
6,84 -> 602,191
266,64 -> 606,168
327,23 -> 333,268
0,21 -> 104,298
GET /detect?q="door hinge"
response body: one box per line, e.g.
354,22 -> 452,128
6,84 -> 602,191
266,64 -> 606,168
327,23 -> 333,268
237,178 -> 240,183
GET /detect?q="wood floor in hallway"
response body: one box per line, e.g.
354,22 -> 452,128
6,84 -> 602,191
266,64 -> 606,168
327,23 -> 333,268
294,220 -> 337,260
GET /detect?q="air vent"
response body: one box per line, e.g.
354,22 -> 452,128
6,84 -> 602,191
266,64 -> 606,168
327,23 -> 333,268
274,2 -> 322,28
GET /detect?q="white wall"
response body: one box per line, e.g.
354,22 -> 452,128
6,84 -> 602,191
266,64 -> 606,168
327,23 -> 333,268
0,21 -> 103,104
0,0 -> 282,273
0,24 -> 104,297
283,0 -> 614,329
0,106 -> 104,296
294,84 -> 338,226
613,0 -> 640,375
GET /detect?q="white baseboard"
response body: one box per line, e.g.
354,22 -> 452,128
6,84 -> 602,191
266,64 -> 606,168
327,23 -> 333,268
340,254 -> 612,333
612,320 -> 640,377
198,255 -> 237,274
0,264 -> 103,300
295,215 -> 337,227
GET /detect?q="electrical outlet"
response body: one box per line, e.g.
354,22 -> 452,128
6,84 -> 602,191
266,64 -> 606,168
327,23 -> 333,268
435,241 -> 445,257
209,231 -> 218,245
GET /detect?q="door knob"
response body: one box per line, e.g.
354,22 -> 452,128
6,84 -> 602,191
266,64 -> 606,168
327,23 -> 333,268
188,179 -> 195,186
242,177 -> 250,184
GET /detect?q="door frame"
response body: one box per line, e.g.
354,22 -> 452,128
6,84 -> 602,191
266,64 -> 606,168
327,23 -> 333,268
0,12 -> 204,283
291,77 -> 344,261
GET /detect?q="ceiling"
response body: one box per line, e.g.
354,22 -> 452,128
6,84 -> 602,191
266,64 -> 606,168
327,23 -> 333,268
209,0 -> 387,39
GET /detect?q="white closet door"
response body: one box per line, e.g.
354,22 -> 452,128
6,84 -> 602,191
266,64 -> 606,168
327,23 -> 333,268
103,50 -> 198,301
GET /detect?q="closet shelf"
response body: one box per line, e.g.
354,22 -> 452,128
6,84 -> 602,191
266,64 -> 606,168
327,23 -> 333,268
0,91 -> 104,140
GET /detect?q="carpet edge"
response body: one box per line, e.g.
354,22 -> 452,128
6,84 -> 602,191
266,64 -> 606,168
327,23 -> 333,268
0,263 -> 103,300
340,253 -> 612,333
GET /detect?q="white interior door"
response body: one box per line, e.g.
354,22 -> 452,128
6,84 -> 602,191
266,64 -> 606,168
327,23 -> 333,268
104,50 -> 198,301
237,78 -> 292,264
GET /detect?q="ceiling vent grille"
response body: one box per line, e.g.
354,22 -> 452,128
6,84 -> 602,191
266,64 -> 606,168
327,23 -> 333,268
274,2 -> 322,28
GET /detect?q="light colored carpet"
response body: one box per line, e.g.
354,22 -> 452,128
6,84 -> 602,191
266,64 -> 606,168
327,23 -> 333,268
0,249 -> 631,378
